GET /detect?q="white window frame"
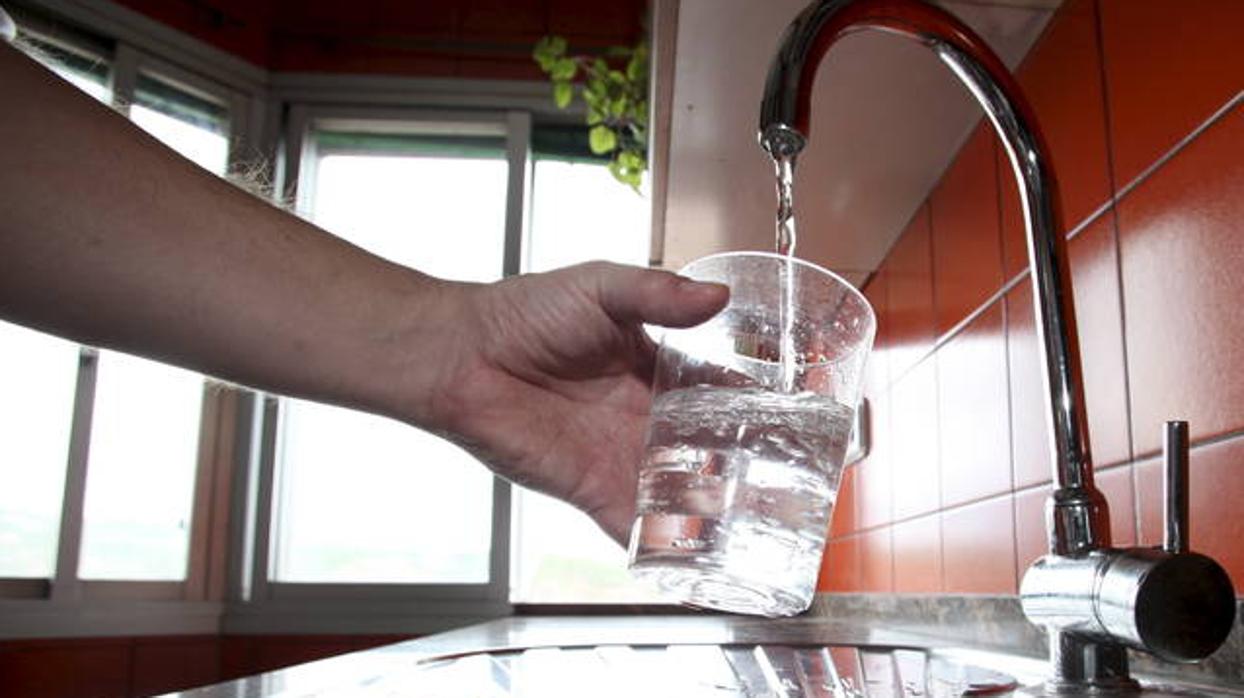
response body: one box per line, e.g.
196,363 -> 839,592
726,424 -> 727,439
219,105 -> 531,631
3,0 -> 665,639
0,4 -> 269,636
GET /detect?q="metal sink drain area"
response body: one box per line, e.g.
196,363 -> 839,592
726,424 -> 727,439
405,644 -> 1021,697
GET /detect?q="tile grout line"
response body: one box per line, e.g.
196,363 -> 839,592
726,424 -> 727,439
879,91 -> 1244,398
1112,89 -> 1244,205
1131,424 -> 1244,466
886,271 -> 1028,390
1089,0 -> 1142,548
852,459 -> 1140,539
995,125 -> 1023,594
868,23 -> 1244,581
852,426 -> 1244,542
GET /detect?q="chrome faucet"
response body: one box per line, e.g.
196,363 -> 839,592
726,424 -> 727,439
758,0 -> 1236,693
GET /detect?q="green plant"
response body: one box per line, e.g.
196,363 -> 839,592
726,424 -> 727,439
533,36 -> 649,191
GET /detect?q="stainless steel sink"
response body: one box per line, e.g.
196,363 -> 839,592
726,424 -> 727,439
405,643 -> 1029,697
170,616 -> 1244,697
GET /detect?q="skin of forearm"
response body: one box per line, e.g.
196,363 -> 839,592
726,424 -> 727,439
0,43 -> 455,428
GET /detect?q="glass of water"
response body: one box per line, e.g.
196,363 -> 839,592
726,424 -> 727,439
627,251 -> 875,616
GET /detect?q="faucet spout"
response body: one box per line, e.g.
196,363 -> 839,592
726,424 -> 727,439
756,0 -> 1237,691
758,0 -> 1107,556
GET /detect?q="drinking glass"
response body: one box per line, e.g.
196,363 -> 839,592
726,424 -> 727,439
627,251 -> 875,616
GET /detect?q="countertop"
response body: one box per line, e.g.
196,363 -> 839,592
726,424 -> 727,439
169,614 -> 1055,697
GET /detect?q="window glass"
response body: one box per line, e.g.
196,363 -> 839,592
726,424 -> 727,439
130,73 -> 229,174
0,323 -> 79,577
78,354 -> 204,579
23,35 -> 110,103
0,36 -> 107,579
272,129 -> 507,583
78,75 -> 227,580
510,154 -> 656,603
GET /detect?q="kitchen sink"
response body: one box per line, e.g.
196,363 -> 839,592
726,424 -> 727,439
171,615 -> 1244,697
405,643 -> 1029,697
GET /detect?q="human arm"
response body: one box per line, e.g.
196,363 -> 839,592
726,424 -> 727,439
0,43 -> 727,543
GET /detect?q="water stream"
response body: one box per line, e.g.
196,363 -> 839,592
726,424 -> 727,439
774,153 -> 799,393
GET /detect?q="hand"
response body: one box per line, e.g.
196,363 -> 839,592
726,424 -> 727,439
428,262 -> 728,546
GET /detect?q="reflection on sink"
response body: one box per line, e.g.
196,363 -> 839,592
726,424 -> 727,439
406,644 -> 1022,697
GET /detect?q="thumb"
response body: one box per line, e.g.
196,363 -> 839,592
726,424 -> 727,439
590,263 -> 729,328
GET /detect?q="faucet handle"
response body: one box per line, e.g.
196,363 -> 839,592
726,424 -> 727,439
1163,420 -> 1189,554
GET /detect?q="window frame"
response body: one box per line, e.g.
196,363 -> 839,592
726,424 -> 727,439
2,0 -> 672,638
0,14 -> 265,616
79,46 -> 248,602
229,105 -> 532,614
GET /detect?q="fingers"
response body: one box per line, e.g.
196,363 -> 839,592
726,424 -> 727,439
589,262 -> 729,328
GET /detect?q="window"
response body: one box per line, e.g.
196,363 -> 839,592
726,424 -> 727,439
0,28 -> 241,592
2,7 -> 666,631
270,124 -> 512,586
128,73 -> 229,174
0,33 -> 112,580
23,34 -> 110,103
509,141 -> 656,603
0,323 -> 79,578
78,74 -> 230,581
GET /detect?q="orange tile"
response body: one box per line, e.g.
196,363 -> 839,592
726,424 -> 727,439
1096,464 -> 1137,548
132,637 -> 221,696
829,464 -> 858,539
890,360 -> 941,519
998,0 -> 1113,277
1005,281 -> 1053,488
856,393 -> 894,529
937,303 -> 1011,508
892,514 -> 943,593
458,0 -> 544,39
942,496 -> 1017,594
1117,104 -> 1244,456
855,448 -> 894,531
548,0 -> 646,38
930,123 -> 1005,337
887,205 -> 937,378
855,267 -> 893,531
1067,217 -> 1132,468
863,264 -> 890,394
1099,0 -> 1244,188
1006,219 -> 1131,488
0,641 -> 132,698
818,535 -> 862,593
859,527 -> 894,593
1013,466 -> 1136,586
1137,436 -> 1244,589
1013,484 -> 1050,584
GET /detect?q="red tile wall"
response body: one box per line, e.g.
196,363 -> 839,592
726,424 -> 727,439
0,634 -> 409,698
819,0 -> 1244,597
112,0 -> 646,80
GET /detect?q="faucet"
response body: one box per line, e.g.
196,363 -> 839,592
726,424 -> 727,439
758,0 -> 1236,693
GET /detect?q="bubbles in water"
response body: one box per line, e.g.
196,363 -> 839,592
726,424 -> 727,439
630,386 -> 855,616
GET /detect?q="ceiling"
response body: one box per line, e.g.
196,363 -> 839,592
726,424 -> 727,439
105,0 -> 647,79
660,0 -> 1061,286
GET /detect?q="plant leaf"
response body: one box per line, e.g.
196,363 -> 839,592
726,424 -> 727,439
626,45 -> 648,82
553,81 -> 573,109
589,125 -> 618,154
533,36 -> 567,71
586,77 -> 608,99
533,37 -> 553,68
551,57 -> 577,81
